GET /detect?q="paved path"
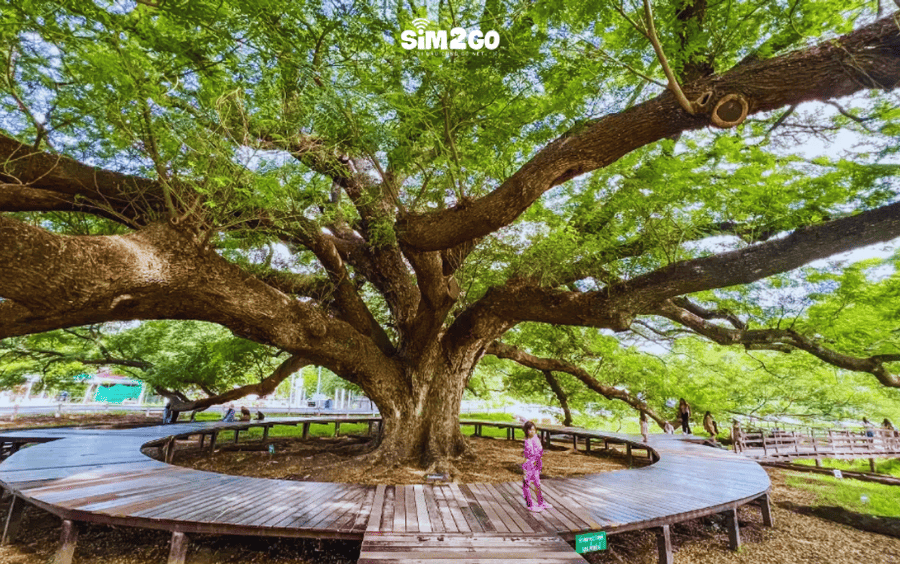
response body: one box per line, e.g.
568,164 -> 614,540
0,418 -> 771,563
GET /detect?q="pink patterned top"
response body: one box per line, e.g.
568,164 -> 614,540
522,435 -> 543,476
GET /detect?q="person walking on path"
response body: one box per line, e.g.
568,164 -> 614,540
883,418 -> 897,449
863,417 -> 875,435
663,420 -> 674,434
731,419 -> 742,452
522,421 -> 552,512
640,412 -> 650,443
678,398 -> 692,434
703,411 -> 719,438
861,417 -> 877,450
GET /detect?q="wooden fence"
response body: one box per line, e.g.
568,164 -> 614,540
734,426 -> 900,462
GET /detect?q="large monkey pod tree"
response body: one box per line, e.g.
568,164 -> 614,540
2,0 -> 900,474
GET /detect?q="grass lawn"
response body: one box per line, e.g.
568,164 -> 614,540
793,457 -> 900,478
785,472 -> 900,518
223,412 -> 522,441
242,422 -> 370,439
460,412 -> 519,438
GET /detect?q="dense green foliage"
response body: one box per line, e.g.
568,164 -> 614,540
476,263 -> 900,426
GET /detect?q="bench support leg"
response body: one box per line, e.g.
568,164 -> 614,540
209,432 -> 218,454
262,426 -> 269,442
725,507 -> 741,551
757,493 -> 773,527
869,458 -> 876,472
656,524 -> 673,564
585,438 -> 591,452
626,444 -> 633,467
233,430 -> 240,444
334,422 -> 340,437
198,434 -> 205,449
165,438 -> 176,464
572,435 -> 578,450
2,495 -> 25,545
53,520 -> 77,564
302,422 -> 310,440
168,531 -> 189,564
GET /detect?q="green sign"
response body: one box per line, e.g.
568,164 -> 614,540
575,531 -> 606,553
94,384 -> 141,404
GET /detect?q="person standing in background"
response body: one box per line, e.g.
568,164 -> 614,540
731,419 -> 742,452
678,398 -> 692,434
703,411 -> 719,438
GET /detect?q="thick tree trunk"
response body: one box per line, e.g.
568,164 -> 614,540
361,355 -> 474,475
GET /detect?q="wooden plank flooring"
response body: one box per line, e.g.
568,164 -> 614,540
0,418 -> 771,560
358,532 -> 589,564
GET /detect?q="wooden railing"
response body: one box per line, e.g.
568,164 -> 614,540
734,426 -> 900,461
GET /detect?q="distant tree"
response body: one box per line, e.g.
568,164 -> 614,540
0,322 -> 299,410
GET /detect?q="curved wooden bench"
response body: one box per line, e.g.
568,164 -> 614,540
0,417 -> 771,564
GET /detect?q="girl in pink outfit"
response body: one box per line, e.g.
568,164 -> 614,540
521,421 -> 552,512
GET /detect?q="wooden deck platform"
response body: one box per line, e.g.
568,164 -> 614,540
358,532 -> 590,563
0,418 -> 771,564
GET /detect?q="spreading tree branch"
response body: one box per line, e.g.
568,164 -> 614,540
0,133 -> 166,224
671,297 -> 747,330
398,16 -> 900,252
164,355 -> 309,412
0,215 -> 399,387
542,370 -> 573,426
655,299 -> 900,387
450,198 -> 900,353
642,0 -> 706,114
485,341 -> 667,427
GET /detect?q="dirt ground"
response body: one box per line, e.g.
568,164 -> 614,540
1,416 -> 899,563
0,412 -> 161,429
168,433 -> 645,485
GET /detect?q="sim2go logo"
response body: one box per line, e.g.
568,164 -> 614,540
400,18 -> 499,51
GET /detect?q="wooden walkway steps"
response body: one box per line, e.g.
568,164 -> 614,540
0,418 -> 772,564
358,532 -> 589,563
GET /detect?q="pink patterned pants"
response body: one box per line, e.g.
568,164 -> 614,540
522,460 -> 545,508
